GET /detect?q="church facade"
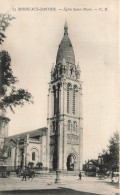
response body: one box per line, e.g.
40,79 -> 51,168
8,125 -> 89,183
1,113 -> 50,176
1,22 -> 83,171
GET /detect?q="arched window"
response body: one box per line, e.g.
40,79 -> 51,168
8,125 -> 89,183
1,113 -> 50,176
73,85 -> 78,115
67,83 -> 72,113
73,121 -> 77,131
68,120 -> 71,131
32,152 -> 35,161
8,149 -> 11,157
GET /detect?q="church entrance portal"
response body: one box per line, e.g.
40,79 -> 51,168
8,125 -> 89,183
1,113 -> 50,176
67,154 -> 75,171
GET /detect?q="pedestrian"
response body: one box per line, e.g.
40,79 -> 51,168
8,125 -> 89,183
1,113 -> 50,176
79,172 -> 82,180
21,170 -> 27,181
111,171 -> 114,183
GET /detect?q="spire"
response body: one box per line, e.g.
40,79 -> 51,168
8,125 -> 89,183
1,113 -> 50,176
56,22 -> 75,65
64,21 -> 68,35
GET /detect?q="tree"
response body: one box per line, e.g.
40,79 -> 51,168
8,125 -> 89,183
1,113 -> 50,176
100,131 -> 119,171
0,14 -> 33,162
108,131 -> 119,170
0,14 -> 15,44
0,51 -> 33,113
0,14 -> 33,113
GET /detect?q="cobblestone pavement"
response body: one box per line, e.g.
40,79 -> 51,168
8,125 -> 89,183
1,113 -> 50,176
0,174 -> 119,195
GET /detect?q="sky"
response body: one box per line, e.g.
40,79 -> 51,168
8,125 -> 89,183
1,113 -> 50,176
0,0 -> 119,162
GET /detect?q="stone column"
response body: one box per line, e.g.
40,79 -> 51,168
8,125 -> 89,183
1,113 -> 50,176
79,84 -> 83,170
61,83 -> 64,170
58,122 -> 63,170
76,89 -> 79,116
47,85 -> 50,119
25,134 -> 29,166
59,86 -> 61,114
60,82 -> 64,115
63,122 -> 67,170
62,82 -> 67,170
11,147 -> 16,167
64,83 -> 67,115
47,84 -> 54,119
55,122 -> 61,183
23,140 -> 27,169
47,86 -> 53,170
41,132 -> 46,167
46,129 -> 50,170
15,138 -> 19,167
47,94 -> 49,119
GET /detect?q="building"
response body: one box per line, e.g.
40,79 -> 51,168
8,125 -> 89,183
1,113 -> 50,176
5,128 -> 48,168
0,22 -> 83,171
47,22 -> 83,171
83,159 -> 98,172
83,159 -> 98,176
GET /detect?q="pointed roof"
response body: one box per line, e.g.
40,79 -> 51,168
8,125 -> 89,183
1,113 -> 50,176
56,22 -> 75,65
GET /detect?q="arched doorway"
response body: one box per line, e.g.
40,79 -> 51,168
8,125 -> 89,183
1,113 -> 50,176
67,154 -> 75,171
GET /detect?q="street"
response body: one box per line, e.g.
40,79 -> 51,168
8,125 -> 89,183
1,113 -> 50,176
0,174 -> 119,195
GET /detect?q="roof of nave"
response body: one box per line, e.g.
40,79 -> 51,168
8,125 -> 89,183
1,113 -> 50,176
6,127 -> 47,142
56,22 -> 75,65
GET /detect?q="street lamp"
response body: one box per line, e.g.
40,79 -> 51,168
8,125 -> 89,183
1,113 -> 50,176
55,169 -> 61,183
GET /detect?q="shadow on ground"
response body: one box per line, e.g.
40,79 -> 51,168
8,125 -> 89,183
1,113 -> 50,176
0,188 -> 99,195
104,181 -> 119,189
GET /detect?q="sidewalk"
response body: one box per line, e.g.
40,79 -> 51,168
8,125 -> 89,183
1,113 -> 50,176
0,174 -> 119,195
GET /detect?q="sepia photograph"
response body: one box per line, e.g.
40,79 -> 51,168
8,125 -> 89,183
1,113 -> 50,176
0,0 -> 119,194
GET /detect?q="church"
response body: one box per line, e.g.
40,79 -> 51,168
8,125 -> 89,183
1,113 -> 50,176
1,22 -> 83,171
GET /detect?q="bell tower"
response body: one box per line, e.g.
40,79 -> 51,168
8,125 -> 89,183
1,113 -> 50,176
47,22 -> 83,171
